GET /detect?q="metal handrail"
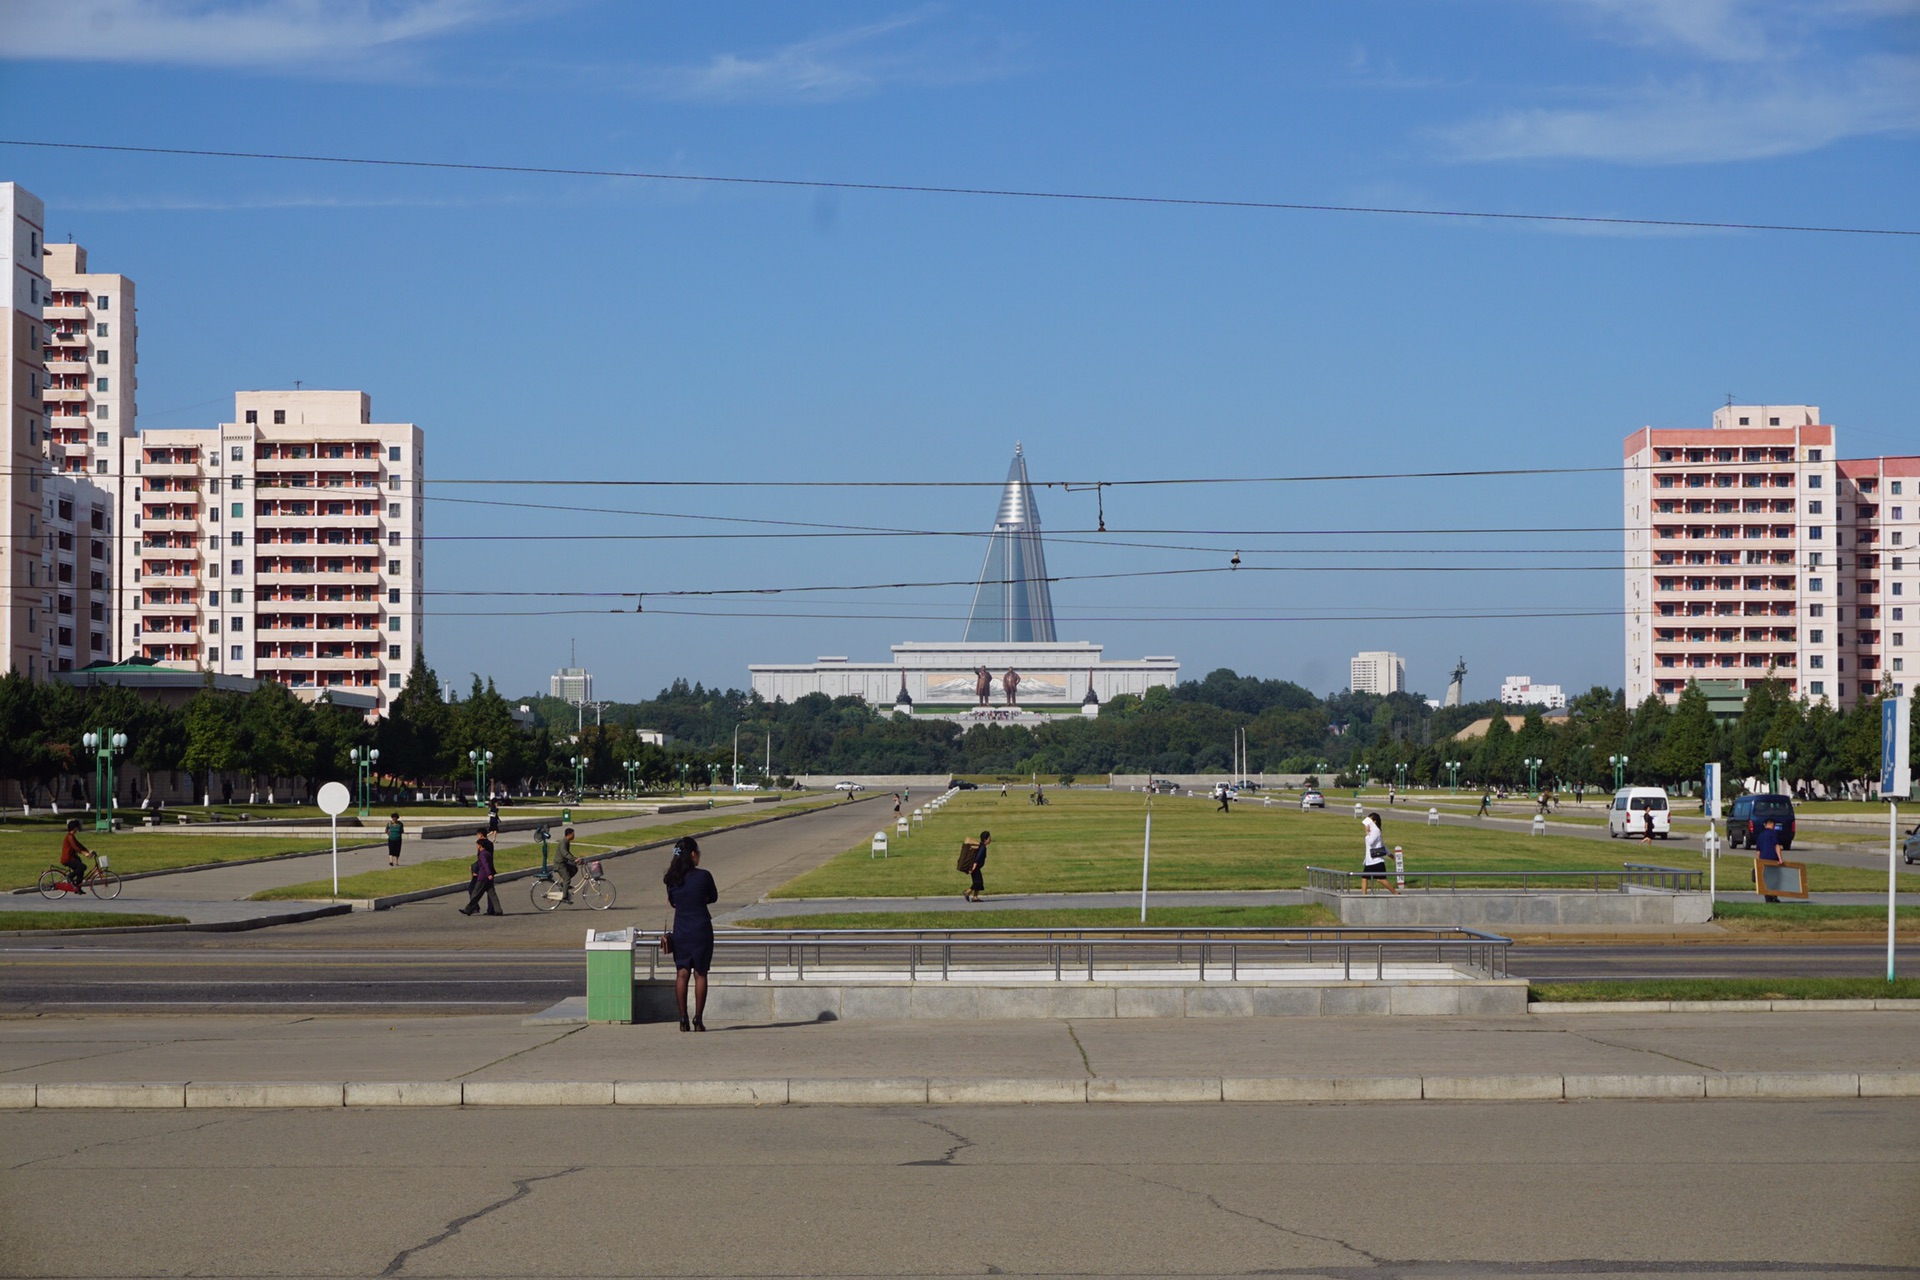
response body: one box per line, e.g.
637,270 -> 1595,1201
1304,864 -> 1703,892
636,925 -> 1510,982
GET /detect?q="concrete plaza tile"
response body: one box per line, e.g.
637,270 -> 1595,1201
770,986 -> 842,1023
1385,985 -> 1463,1016
1086,1076 -> 1221,1104
837,985 -> 914,1020
788,1077 -> 928,1105
928,1077 -> 1086,1105
185,1082 -> 344,1108
1706,1071 -> 1859,1098
1184,987 -> 1257,1017
36,1082 -> 185,1108
1422,1073 -> 1564,1101
344,1081 -> 462,1107
463,1080 -> 614,1106
1244,987 -> 1324,1016
910,987 -> 982,1019
615,1079 -> 787,1106
1113,987 -> 1185,1018
1320,986 -> 1392,1016
1858,1071 -> 1920,1097
1562,1073 -> 1706,1099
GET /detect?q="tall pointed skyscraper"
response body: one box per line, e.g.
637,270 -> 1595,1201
964,444 -> 1057,643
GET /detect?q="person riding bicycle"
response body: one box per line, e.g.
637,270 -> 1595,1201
557,825 -> 579,902
59,819 -> 93,893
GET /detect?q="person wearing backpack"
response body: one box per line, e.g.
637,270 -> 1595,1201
961,830 -> 991,902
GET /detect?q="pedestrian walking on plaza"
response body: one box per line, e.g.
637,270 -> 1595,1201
385,812 -> 404,867
1755,817 -> 1784,903
962,829 -> 991,902
663,837 -> 718,1031
1477,791 -> 1491,818
487,799 -> 500,835
1640,809 -> 1655,845
1216,783 -> 1232,814
1000,783 -> 1008,798
1360,811 -> 1398,895
893,793 -> 902,819
1387,784 -> 1396,806
460,828 -> 503,916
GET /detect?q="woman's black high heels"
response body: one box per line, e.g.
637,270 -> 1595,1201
679,1015 -> 691,1032
692,1018 -> 706,1032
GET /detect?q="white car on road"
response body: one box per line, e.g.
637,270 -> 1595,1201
1606,787 -> 1672,838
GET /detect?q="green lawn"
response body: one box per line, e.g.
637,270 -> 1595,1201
0,828 -> 347,892
1712,902 -> 1919,933
0,911 -> 186,930
252,796 -> 858,900
739,905 -> 1340,930
1532,977 -> 1920,1002
769,790 -> 1920,899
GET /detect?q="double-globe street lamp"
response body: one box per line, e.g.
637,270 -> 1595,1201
1762,748 -> 1789,793
1609,754 -> 1629,790
349,746 -> 380,818
622,760 -> 641,797
1524,756 -> 1543,794
469,749 -> 493,807
571,754 -> 589,799
1444,760 -> 1461,793
82,730 -> 127,833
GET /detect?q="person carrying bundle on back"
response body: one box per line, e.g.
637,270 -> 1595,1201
958,830 -> 991,902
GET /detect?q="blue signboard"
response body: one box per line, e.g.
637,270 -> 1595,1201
1883,696 -> 1911,800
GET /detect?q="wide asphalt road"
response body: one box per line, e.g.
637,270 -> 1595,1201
4,1101 -> 1913,1278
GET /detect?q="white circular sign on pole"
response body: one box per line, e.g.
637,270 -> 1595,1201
317,782 -> 351,816
318,782 -> 352,897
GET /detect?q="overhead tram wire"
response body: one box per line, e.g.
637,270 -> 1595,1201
5,138 -> 1914,237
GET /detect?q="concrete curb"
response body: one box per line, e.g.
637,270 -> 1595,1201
0,903 -> 353,939
8,1070 -> 1918,1108
1528,998 -> 1920,1013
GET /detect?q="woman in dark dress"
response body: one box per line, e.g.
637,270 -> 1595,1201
663,837 -> 718,1031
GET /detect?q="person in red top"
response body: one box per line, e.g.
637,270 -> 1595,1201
59,819 -> 92,893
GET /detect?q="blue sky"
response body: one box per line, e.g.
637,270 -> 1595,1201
3,1 -> 1916,703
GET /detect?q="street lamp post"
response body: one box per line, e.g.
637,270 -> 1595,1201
1762,748 -> 1788,793
1394,763 -> 1407,790
468,749 -> 493,807
622,760 -> 640,797
1445,760 -> 1461,793
349,746 -> 380,818
1609,754 -> 1629,790
1356,763 -> 1370,795
571,754 -> 589,798
1524,757 -> 1543,794
82,729 -> 127,833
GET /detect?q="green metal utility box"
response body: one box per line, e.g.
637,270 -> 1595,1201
584,927 -> 636,1023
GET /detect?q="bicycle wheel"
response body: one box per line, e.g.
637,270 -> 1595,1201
36,868 -> 68,900
581,878 -> 615,911
529,877 -> 564,912
88,870 -> 123,900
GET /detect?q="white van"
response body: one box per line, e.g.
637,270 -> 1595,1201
1607,787 -> 1672,839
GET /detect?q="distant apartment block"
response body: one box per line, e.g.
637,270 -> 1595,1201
131,391 -> 424,716
1349,650 -> 1406,696
3,181 -> 53,678
551,666 -> 593,703
1498,675 -> 1567,710
1623,404 -> 1919,709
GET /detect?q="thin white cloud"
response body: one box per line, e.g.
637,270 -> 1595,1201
638,11 -> 1019,104
1563,0 -> 1779,61
1442,55 -> 1920,163
0,0 -> 518,68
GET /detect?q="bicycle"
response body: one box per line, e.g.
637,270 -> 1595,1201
37,853 -> 122,901
529,858 -> 615,911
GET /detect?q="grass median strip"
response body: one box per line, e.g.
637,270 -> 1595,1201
252,796 -> 856,901
738,905 -> 1340,930
1532,977 -> 1920,1002
771,790 -> 1920,899
1712,902 -> 1920,932
0,829 -> 344,892
0,910 -> 187,930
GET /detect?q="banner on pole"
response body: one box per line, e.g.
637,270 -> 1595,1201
1704,762 -> 1722,821
1882,696 -> 1911,800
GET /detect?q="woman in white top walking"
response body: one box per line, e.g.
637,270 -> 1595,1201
1360,811 -> 1399,895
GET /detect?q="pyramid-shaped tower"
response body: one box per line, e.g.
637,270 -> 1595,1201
963,445 -> 1057,643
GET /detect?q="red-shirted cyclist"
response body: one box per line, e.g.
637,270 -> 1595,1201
58,819 -> 94,894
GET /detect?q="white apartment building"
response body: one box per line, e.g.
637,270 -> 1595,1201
551,666 -> 592,703
1623,405 -> 1919,709
1498,675 -> 1567,710
3,182 -> 53,678
131,391 -> 424,716
1349,650 -> 1406,696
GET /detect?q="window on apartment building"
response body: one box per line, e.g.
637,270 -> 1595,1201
1808,501 -> 1822,514
387,587 -> 401,604
230,588 -> 242,604
1771,417 -> 1781,425
96,404 -> 108,419
1897,659 -> 1906,673
387,559 -> 400,575
1897,583 -> 1907,596
1897,609 -> 1907,622
231,445 -> 245,462
1811,630 -> 1823,643
230,645 -> 244,662
231,476 -> 244,491
1810,681 -> 1825,695
95,350 -> 108,364
209,619 -> 220,635
388,446 -> 401,462
388,644 -> 401,660
231,559 -> 243,574
95,460 -> 106,474
273,410 -> 286,425
231,617 -> 245,633
95,377 -> 108,392
244,411 -> 257,425
1809,527 -> 1823,539
1895,482 -> 1905,495
389,617 -> 402,631
94,431 -> 108,447
1738,417 -> 1749,425
1811,655 -> 1824,669
1810,578 -> 1824,592
387,502 -> 400,518
231,503 -> 243,519
388,672 -> 402,689
387,532 -> 400,546
96,295 -> 109,310
207,590 -> 219,607
230,532 -> 243,546
1810,475 -> 1823,489
95,322 -> 107,337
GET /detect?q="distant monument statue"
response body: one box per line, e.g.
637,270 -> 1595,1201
974,665 -> 993,706
1444,657 -> 1468,708
1002,668 -> 1022,707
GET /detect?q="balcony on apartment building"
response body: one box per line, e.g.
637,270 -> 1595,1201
44,358 -> 91,377
41,304 -> 90,321
142,457 -> 201,477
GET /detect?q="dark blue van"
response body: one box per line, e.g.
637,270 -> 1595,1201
1728,793 -> 1795,850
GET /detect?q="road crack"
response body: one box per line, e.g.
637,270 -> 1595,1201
381,1165 -> 580,1276
901,1118 -> 973,1167
7,1112 -> 256,1171
453,1025 -> 582,1079
1116,1167 -> 1382,1266
1565,1029 -> 1721,1071
1065,1020 -> 1095,1077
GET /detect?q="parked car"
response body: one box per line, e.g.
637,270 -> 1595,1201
1234,780 -> 1261,792
1904,825 -> 1920,864
833,781 -> 864,792
1300,789 -> 1325,810
1728,792 -> 1796,850
1606,787 -> 1672,838
948,779 -> 979,790
1147,779 -> 1180,794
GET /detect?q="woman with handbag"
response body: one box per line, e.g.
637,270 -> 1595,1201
662,837 -> 718,1031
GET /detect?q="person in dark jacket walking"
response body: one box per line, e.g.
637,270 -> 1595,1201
385,813 -> 404,868
1755,817 -> 1784,903
664,837 -> 718,1031
486,799 -> 501,835
963,829 -> 991,902
460,828 -> 502,916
